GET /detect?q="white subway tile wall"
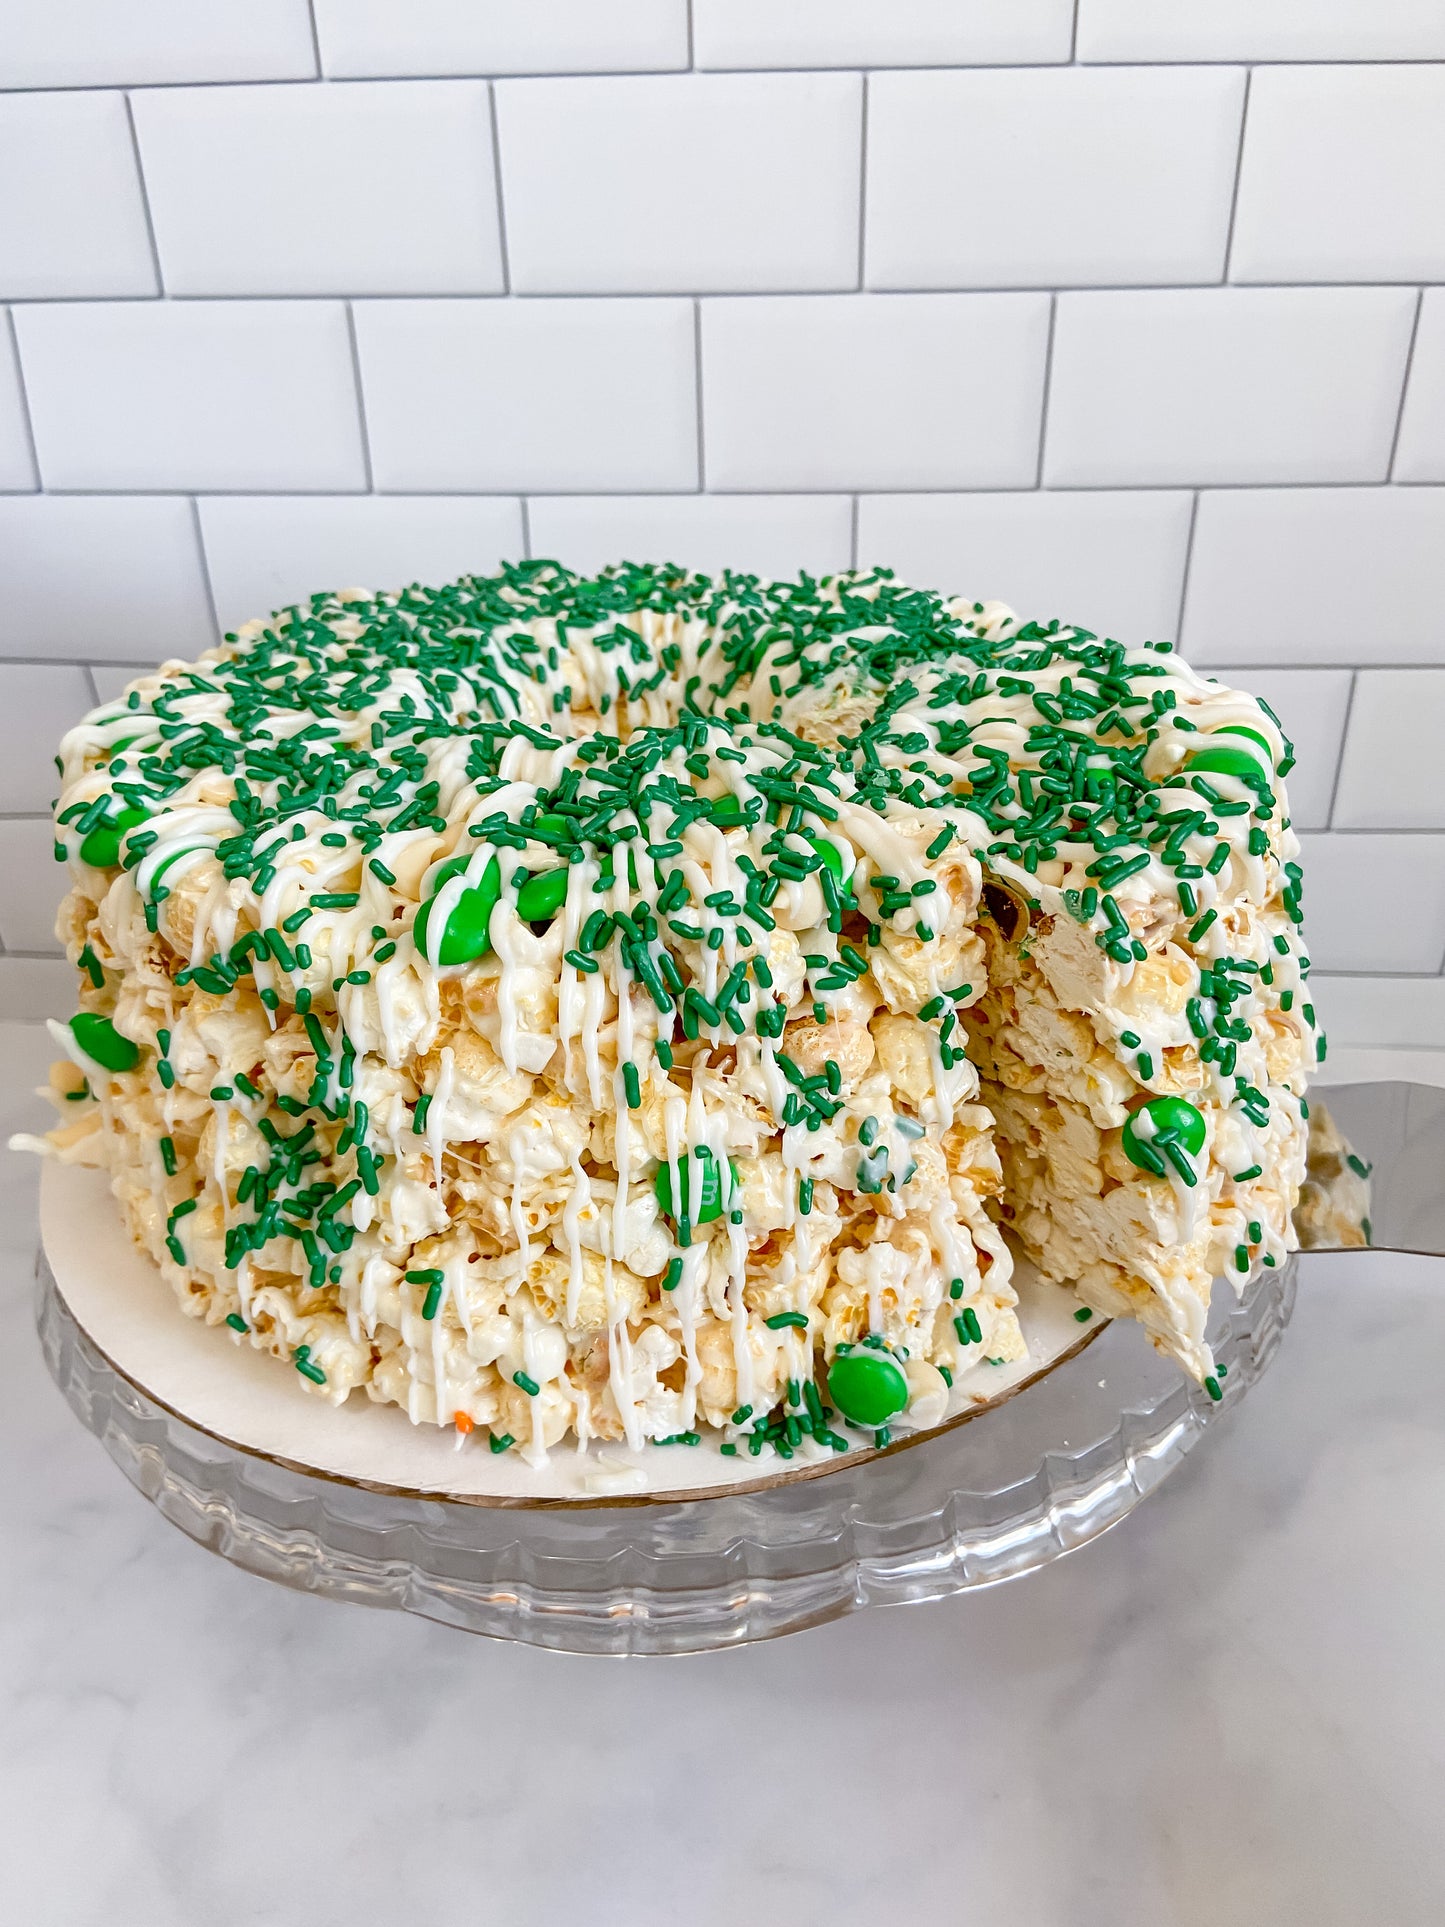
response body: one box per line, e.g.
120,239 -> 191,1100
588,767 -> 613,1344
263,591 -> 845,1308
0,2 -> 317,90
0,26 -> 1440,1042
354,297 -> 697,490
1076,1 -> 1445,63
856,489 -> 1192,645
15,301 -> 367,490
496,74 -> 861,294
865,68 -> 1245,289
312,1 -> 691,80
196,495 -> 525,630
692,0 -> 1075,69
1395,289 -> 1445,482
0,663 -> 91,813
526,494 -> 853,581
1182,488 -> 1445,666
0,317 -> 37,490
1044,288 -> 1417,486
1230,66 -> 1445,283
131,82 -> 505,297
1332,672 -> 1445,830
702,293 -> 1050,489
0,92 -> 157,299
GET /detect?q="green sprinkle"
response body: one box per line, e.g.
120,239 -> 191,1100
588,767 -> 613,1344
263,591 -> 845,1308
225,1313 -> 247,1333
764,1311 -> 809,1330
159,1135 -> 176,1175
1074,1307 -> 1093,1322
513,1370 -> 540,1396
489,1432 -> 515,1454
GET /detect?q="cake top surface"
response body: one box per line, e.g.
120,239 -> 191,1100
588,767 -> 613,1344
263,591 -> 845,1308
57,560 -> 1309,1123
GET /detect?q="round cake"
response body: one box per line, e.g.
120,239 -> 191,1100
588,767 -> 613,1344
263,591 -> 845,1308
27,562 -> 1317,1465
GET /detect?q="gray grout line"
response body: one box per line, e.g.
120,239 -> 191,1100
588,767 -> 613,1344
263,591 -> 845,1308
7,281 -> 1444,306
1325,669 -> 1359,830
80,665 -> 100,707
1174,488 -> 1200,641
518,495 -> 532,560
1070,0 -> 1081,62
22,479 -> 1445,500
693,297 -> 707,491
1035,292 -> 1057,488
1221,66 -> 1252,283
487,81 -> 513,296
186,495 -> 223,640
3,307 -> 42,489
856,73 -> 869,291
121,92 -> 166,296
7,59 -> 1445,96
1388,287 -> 1425,479
686,0 -> 696,71
304,0 -> 324,80
342,300 -> 374,490
849,493 -> 860,569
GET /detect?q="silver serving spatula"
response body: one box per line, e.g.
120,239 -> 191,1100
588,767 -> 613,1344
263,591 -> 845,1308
1298,1082 -> 1445,1256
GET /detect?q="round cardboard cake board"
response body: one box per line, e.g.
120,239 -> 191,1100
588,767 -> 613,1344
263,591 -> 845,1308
41,1158 -> 1104,1506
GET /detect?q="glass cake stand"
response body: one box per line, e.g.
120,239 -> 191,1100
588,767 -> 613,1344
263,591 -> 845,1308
36,1247 -> 1296,1656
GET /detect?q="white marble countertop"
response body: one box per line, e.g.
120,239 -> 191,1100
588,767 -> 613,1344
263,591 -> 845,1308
3,1023 -> 1444,1926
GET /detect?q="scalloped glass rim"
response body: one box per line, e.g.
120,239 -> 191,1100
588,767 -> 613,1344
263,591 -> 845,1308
35,1248 -> 1296,1655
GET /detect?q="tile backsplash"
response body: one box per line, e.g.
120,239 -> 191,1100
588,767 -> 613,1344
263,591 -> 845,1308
0,0 -> 1442,1045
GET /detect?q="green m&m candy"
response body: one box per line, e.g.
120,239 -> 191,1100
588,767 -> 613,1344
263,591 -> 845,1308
1215,724 -> 1274,761
806,832 -> 856,905
826,1346 -> 909,1428
79,804 -> 147,869
70,1012 -> 139,1073
1186,745 -> 1268,785
1122,1096 -> 1206,1183
706,795 -> 749,830
413,854 -> 501,966
654,1145 -> 738,1226
516,867 -> 568,922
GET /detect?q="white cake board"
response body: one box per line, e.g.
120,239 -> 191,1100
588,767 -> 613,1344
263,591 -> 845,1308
40,1159 -> 1104,1506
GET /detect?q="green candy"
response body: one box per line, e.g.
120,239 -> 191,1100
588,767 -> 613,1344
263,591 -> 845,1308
78,804 -> 147,869
807,832 -> 854,896
654,1145 -> 738,1225
1186,745 -> 1268,785
1215,724 -> 1274,762
70,1012 -> 139,1073
516,867 -> 568,922
1122,1096 -> 1207,1175
707,795 -> 748,830
413,854 -> 501,966
827,1347 -> 909,1428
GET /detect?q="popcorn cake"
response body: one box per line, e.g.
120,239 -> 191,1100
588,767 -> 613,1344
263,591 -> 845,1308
25,563 -> 1317,1463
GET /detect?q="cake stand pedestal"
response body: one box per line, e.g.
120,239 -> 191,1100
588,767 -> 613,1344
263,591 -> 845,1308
36,1245 -> 1295,1655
